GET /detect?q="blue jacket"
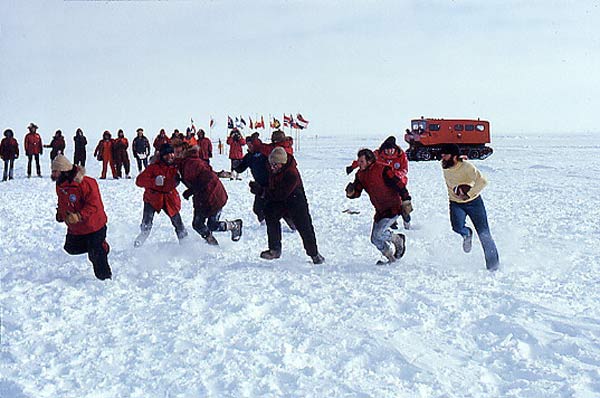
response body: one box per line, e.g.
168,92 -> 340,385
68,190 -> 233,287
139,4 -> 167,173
235,151 -> 269,186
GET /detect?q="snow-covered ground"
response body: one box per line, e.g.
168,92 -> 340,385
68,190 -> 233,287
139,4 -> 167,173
1,133 -> 599,397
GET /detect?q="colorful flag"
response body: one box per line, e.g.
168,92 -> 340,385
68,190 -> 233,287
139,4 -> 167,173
249,117 -> 254,129
210,117 -> 215,129
240,116 -> 247,127
227,116 -> 233,129
296,113 -> 309,129
271,118 -> 281,129
259,115 -> 265,129
283,114 -> 292,127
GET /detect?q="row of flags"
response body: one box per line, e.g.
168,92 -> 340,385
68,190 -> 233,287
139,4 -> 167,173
225,114 -> 310,130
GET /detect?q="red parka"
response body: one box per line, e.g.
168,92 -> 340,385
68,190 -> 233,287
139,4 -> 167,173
0,137 -> 19,160
153,133 -> 170,152
257,139 -> 294,158
136,159 -> 182,217
265,155 -> 303,202
112,137 -> 129,163
350,161 -> 409,222
24,132 -> 43,155
179,148 -> 227,216
197,137 -> 213,161
350,148 -> 409,185
94,139 -> 114,161
226,136 -> 246,160
56,167 -> 108,235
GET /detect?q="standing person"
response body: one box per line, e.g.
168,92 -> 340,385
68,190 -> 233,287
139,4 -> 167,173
345,148 -> 411,265
171,129 -> 184,141
73,128 -> 87,167
196,128 -> 213,165
132,128 -> 151,172
134,143 -> 188,247
94,131 -> 117,179
179,146 -> 242,245
184,127 -> 198,147
153,128 -> 170,153
439,144 -> 499,271
226,128 -> 246,180
113,129 -> 131,179
44,129 -> 66,161
0,129 -> 19,181
51,155 -> 112,280
218,138 -> 223,155
234,134 -> 295,230
24,122 -> 43,178
249,147 -> 324,264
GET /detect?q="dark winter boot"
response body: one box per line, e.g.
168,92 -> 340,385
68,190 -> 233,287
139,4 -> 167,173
391,233 -> 406,259
311,253 -> 325,264
177,229 -> 188,243
260,249 -> 281,260
204,233 -> 219,246
227,219 -> 243,241
463,227 -> 473,253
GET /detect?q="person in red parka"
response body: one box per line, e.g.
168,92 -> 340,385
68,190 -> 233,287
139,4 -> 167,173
112,129 -> 131,179
44,129 -> 66,161
24,122 -> 43,178
134,143 -> 187,247
51,154 -> 112,280
196,128 -> 213,165
153,129 -> 170,153
94,131 -> 117,179
345,148 -> 412,265
1,129 -> 19,181
255,130 -> 294,158
346,136 -> 411,229
226,128 -> 246,180
179,146 -> 242,245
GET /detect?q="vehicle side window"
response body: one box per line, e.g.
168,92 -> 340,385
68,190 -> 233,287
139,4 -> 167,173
476,124 -> 485,131
429,124 -> 440,131
465,124 -> 475,131
454,124 -> 464,131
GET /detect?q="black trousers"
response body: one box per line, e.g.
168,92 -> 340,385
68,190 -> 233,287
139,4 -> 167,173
64,225 -> 112,280
135,156 -> 148,172
253,195 -> 267,222
115,156 -> 130,177
192,208 -> 226,238
74,152 -> 86,167
264,188 -> 318,256
27,154 -> 41,176
2,159 -> 15,180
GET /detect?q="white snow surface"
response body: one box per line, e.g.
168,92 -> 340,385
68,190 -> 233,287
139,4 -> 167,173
1,134 -> 599,397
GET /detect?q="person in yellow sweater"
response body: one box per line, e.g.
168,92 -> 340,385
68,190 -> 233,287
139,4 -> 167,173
440,144 -> 499,271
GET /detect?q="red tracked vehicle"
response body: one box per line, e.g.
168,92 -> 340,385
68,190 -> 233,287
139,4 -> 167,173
404,117 -> 494,161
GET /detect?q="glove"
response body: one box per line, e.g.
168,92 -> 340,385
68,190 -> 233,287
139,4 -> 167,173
249,181 -> 264,196
55,208 -> 64,223
345,165 -> 354,175
401,200 -> 413,215
453,184 -> 471,199
65,212 -> 82,225
155,175 -> 165,186
345,182 -> 355,197
182,188 -> 193,200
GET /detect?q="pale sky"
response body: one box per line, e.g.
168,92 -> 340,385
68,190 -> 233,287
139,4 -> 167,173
1,0 -> 599,141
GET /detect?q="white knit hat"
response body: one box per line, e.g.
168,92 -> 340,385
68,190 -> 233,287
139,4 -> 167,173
269,147 -> 288,165
51,155 -> 73,172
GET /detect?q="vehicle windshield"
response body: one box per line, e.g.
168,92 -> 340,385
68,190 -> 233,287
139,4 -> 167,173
411,120 -> 427,132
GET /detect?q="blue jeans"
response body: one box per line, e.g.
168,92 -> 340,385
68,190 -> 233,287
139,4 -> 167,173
371,216 -> 399,253
449,196 -> 499,270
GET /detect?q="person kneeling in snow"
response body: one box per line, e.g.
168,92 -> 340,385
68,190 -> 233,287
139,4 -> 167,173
134,143 -> 188,247
250,147 -> 324,264
51,155 -> 112,280
345,148 -> 411,265
178,146 -> 242,245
